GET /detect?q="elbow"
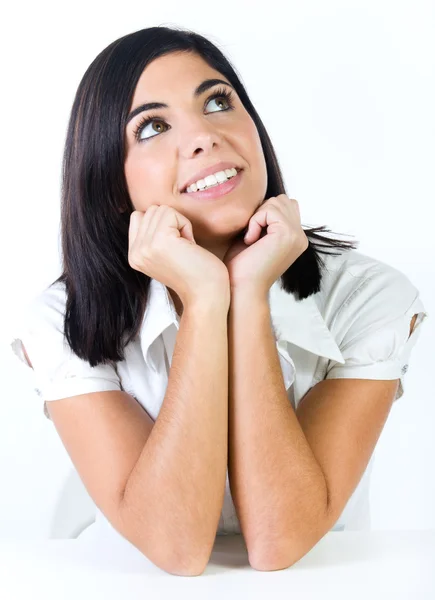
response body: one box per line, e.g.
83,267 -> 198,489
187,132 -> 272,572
119,515 -> 211,576
171,533 -> 216,576
118,496 -> 214,576
248,535 -> 316,571
129,531 -> 211,576
248,520 -> 331,572
247,486 -> 330,571
149,544 -> 211,577
120,534 -> 210,576
159,536 -> 213,577
164,557 -> 209,577
247,535 -> 301,571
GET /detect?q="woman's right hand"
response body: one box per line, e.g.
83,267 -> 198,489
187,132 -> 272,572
128,206 -> 230,307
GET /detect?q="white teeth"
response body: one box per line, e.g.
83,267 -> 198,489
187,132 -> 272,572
185,167 -> 238,193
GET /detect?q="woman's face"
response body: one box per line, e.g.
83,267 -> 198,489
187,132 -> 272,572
124,51 -> 268,261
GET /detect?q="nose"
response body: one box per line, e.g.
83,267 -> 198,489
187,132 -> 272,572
179,118 -> 225,158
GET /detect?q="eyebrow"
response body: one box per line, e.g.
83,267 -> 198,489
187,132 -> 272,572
126,78 -> 235,125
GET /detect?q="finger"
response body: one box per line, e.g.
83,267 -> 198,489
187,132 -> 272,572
180,219 -> 196,243
244,206 -> 281,243
244,218 -> 263,244
128,211 -> 142,248
172,209 -> 195,242
161,207 -> 196,243
144,204 -> 163,238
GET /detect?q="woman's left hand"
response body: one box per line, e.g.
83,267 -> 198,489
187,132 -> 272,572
222,195 -> 309,297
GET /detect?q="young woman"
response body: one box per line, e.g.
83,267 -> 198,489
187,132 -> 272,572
11,26 -> 427,576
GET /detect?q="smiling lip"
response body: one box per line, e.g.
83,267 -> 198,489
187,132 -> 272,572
180,169 -> 243,201
180,161 -> 242,192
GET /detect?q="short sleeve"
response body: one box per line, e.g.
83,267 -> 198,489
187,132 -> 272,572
10,284 -> 122,420
325,267 -> 429,402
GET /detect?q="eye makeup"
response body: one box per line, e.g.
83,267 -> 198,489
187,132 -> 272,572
132,86 -> 236,143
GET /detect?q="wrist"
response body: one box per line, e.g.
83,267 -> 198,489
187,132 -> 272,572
230,284 -> 269,306
183,284 -> 231,313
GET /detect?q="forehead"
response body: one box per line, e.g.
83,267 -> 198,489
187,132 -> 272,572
131,52 -> 221,102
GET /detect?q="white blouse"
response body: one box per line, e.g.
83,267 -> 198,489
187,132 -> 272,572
10,248 -> 428,539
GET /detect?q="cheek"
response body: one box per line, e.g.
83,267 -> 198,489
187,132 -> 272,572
240,124 -> 268,190
125,154 -> 176,210
125,154 -> 154,194
247,124 -> 268,189
237,120 -> 266,169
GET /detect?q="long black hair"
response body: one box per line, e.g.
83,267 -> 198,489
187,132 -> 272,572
51,25 -> 358,367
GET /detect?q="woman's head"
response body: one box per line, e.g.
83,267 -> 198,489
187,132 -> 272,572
124,50 -> 268,259
55,26 -> 357,366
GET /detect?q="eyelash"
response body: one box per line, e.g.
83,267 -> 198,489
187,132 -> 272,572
132,87 -> 235,143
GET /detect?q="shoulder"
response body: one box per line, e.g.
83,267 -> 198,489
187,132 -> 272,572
317,251 -> 427,402
316,249 -> 420,316
24,280 -> 68,330
13,279 -> 122,406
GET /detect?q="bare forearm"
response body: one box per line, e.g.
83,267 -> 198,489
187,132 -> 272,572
228,290 -> 327,567
121,295 -> 229,573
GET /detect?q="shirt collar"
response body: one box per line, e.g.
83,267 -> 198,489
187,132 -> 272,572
139,277 -> 345,371
269,279 -> 345,364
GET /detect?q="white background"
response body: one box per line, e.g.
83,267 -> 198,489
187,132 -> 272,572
0,0 -> 433,538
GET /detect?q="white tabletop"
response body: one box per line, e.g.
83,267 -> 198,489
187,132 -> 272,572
0,530 -> 434,599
